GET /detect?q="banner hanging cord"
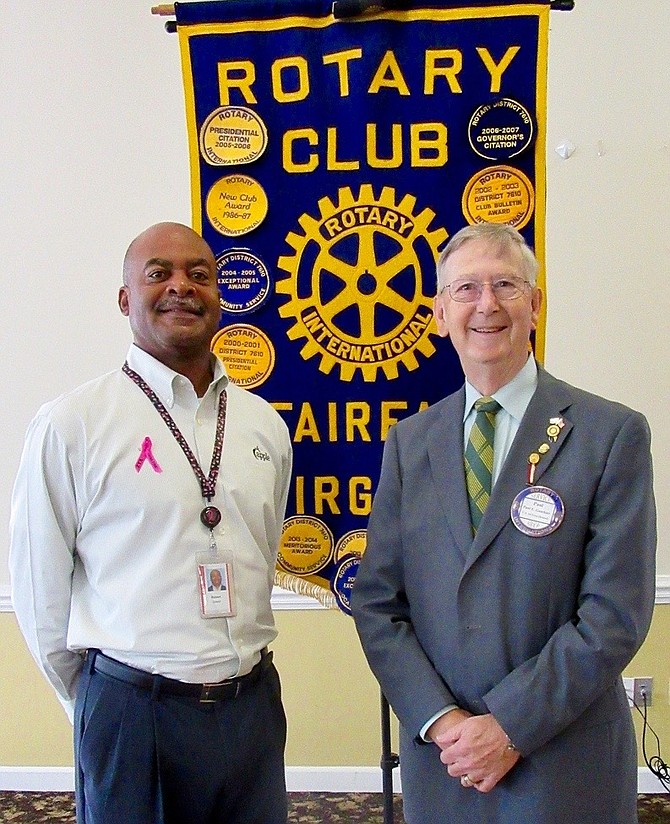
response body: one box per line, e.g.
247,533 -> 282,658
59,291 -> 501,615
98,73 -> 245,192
333,0 -> 411,19
152,1 -> 574,28
332,0 -> 574,19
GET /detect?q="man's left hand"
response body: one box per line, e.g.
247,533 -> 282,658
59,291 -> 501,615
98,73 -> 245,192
434,713 -> 520,793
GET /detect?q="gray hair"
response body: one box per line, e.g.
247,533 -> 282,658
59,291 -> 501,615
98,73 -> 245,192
436,223 -> 539,292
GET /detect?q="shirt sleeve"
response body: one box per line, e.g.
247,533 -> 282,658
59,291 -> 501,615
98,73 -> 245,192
263,413 -> 293,591
9,409 -> 84,720
278,421 -> 293,524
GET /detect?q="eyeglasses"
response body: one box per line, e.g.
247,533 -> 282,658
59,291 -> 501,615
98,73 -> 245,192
440,276 -> 530,303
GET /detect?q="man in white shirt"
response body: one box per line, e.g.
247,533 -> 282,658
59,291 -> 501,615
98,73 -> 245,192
351,222 -> 656,824
10,222 -> 293,824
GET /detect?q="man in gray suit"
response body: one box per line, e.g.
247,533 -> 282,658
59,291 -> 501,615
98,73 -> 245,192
351,222 -> 656,824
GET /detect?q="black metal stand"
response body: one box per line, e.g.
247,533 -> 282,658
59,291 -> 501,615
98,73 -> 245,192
380,691 -> 400,824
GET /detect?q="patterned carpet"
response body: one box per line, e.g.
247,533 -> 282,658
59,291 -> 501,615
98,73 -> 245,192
0,792 -> 669,823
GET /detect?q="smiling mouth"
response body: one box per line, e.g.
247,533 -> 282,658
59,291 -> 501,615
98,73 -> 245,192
158,301 -> 204,316
472,326 -> 506,334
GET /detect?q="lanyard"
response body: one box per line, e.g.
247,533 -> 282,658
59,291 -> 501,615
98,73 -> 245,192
123,362 -> 227,529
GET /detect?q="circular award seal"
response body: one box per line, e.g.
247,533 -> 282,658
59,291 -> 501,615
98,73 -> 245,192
510,486 -> 565,537
461,166 -> 535,229
211,323 -> 275,389
462,165 -> 534,229
206,174 -> 269,237
331,554 -> 360,615
199,106 -> 268,166
278,516 -> 335,576
468,98 -> 534,161
216,248 -> 271,315
334,529 -> 367,562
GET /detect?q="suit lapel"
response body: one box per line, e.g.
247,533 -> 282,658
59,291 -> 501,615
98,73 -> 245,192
462,368 -> 576,575
427,388 -> 472,561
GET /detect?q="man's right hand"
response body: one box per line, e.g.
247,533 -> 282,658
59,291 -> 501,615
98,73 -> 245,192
426,707 -> 472,747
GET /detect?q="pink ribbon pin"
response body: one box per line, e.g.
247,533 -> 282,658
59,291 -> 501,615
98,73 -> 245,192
135,436 -> 162,473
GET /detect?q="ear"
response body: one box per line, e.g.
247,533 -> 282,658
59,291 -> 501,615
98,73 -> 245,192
118,286 -> 130,317
433,292 -> 450,338
529,286 -> 543,330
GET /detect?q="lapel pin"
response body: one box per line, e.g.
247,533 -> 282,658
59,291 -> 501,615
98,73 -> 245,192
516,418 -> 566,530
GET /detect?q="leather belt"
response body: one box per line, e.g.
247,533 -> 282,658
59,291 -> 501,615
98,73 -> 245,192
89,648 -> 271,703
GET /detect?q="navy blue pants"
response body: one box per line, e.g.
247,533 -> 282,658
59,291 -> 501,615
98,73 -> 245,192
74,655 -> 287,824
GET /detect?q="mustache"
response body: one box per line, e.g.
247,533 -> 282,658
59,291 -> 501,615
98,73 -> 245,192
156,298 -> 205,315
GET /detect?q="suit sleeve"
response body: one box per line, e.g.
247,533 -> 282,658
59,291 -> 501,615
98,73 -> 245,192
351,425 -> 458,739
9,411 -> 83,722
483,409 -> 656,754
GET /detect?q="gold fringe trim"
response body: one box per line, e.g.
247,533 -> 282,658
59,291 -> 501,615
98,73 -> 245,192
274,570 -> 337,609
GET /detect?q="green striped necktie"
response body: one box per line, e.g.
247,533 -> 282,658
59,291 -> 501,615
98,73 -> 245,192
464,396 -> 502,533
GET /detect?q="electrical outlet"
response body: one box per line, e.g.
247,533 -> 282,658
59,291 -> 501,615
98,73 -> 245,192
633,677 -> 653,707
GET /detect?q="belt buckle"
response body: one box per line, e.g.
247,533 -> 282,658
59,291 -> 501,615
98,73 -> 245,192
200,683 -> 218,704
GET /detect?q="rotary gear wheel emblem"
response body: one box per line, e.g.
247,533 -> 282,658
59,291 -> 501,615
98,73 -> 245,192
276,185 -> 448,382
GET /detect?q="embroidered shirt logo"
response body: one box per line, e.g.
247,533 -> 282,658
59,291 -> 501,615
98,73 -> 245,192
253,446 -> 270,462
135,436 -> 162,473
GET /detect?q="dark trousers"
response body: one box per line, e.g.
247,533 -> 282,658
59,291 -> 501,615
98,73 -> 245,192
74,654 -> 287,824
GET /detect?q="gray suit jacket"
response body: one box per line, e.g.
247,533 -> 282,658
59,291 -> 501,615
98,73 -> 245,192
352,367 -> 656,824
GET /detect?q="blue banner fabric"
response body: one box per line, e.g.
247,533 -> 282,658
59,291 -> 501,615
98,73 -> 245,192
173,0 -> 549,608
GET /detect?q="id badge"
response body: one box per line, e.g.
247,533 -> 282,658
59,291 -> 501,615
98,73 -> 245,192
196,550 -> 236,618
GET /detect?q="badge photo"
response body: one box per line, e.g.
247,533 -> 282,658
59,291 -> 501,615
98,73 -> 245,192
196,556 -> 236,618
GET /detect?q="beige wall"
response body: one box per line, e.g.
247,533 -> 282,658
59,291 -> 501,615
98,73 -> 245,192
2,606 -> 669,769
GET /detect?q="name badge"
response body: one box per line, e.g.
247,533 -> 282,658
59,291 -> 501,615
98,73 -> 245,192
511,486 -> 565,537
196,553 -> 236,618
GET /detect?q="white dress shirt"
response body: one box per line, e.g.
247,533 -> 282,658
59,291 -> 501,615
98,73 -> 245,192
9,345 -> 292,720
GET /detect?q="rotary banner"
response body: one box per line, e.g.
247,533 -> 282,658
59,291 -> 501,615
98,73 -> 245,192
169,0 -> 549,610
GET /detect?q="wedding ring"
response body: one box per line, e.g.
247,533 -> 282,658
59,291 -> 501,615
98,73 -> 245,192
461,774 -> 473,788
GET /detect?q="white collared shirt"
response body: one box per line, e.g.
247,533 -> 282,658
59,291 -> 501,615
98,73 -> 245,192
9,345 -> 292,719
